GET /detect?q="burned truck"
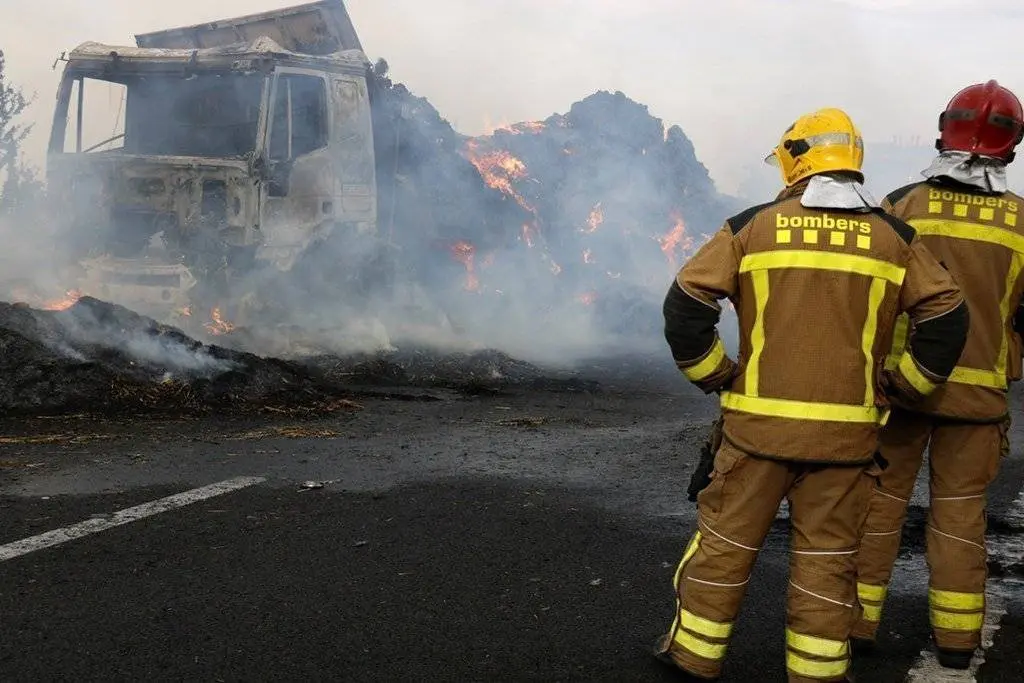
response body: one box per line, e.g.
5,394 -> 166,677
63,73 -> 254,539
45,1 -> 386,327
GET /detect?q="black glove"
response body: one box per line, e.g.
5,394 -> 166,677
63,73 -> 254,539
687,417 -> 723,502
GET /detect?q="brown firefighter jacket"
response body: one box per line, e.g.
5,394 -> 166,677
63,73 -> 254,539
664,179 -> 969,464
881,179 -> 1024,422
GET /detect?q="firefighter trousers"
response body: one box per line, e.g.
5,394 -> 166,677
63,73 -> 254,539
851,409 -> 1009,652
658,441 -> 878,682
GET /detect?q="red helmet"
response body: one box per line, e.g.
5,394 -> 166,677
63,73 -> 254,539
936,80 -> 1024,162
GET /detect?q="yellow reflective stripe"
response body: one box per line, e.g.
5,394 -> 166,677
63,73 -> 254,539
858,582 -> 887,602
930,588 -> 985,611
860,603 -> 882,622
930,609 -> 985,631
911,219 -> 1024,388
739,250 -> 906,286
682,610 -> 733,640
786,629 -> 849,658
746,270 -> 770,396
720,392 -> 882,423
683,338 -> 725,382
910,218 -> 1024,255
674,531 -> 702,589
997,252 -> 1024,378
898,352 -> 939,396
673,629 -> 727,661
890,313 -> 910,359
862,277 -> 887,405
786,651 -> 849,679
949,366 -> 1008,390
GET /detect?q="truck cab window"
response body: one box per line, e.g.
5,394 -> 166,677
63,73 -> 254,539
62,77 -> 128,154
269,74 -> 328,160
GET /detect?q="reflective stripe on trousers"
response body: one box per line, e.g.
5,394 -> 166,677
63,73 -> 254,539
856,581 -> 887,624
668,531 -> 734,666
786,628 -> 850,680
929,588 -> 985,633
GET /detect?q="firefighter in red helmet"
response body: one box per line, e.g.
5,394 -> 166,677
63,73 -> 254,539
852,80 -> 1024,669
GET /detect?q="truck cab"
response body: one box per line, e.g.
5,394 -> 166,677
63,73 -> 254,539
45,1 -> 378,323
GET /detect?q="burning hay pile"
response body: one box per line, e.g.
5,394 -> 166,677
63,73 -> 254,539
0,296 -> 361,417
367,69 -> 743,357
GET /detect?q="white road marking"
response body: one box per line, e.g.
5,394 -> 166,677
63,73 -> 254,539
904,486 -> 1024,682
0,476 -> 265,563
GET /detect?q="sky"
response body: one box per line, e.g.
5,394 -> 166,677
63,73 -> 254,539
4,0 -> 1024,195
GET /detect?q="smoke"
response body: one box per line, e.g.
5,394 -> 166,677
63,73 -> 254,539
4,34 -> 1007,374
49,297 -> 238,376
210,67 -> 746,367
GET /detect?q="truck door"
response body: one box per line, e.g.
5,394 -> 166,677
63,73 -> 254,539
257,68 -> 338,271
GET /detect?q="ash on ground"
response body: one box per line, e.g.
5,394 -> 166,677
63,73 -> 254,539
0,297 -> 358,417
0,297 -> 685,417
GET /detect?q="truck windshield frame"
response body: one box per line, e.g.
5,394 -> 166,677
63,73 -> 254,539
51,68 -> 269,159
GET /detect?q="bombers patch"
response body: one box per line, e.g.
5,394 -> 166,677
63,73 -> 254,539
775,213 -> 871,233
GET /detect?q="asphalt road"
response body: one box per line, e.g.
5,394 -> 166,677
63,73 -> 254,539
0,384 -> 1022,682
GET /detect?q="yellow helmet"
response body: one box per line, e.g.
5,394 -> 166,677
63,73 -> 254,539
765,108 -> 865,186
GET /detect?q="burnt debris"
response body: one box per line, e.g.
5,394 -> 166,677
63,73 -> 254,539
0,297 -> 361,417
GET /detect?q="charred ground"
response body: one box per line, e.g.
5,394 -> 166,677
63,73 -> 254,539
0,295 -> 684,419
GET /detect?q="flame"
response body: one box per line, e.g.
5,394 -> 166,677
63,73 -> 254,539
583,249 -> 595,264
464,140 -> 528,195
449,240 -> 479,291
577,291 -> 598,306
204,307 -> 235,336
176,306 -> 192,317
658,213 -> 694,267
41,289 -> 82,311
513,120 -> 546,134
583,202 -> 604,233
463,140 -> 541,248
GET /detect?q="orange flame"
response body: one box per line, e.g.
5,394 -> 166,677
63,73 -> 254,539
658,213 -> 694,267
41,289 -> 82,311
583,249 -> 595,264
513,120 -> 546,134
583,202 -> 604,233
464,139 -> 540,248
464,140 -> 529,197
577,291 -> 598,306
204,307 -> 235,336
449,240 -> 479,291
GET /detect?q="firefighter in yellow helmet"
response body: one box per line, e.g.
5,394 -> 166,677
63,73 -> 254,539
652,107 -> 969,682
851,80 -> 1024,669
